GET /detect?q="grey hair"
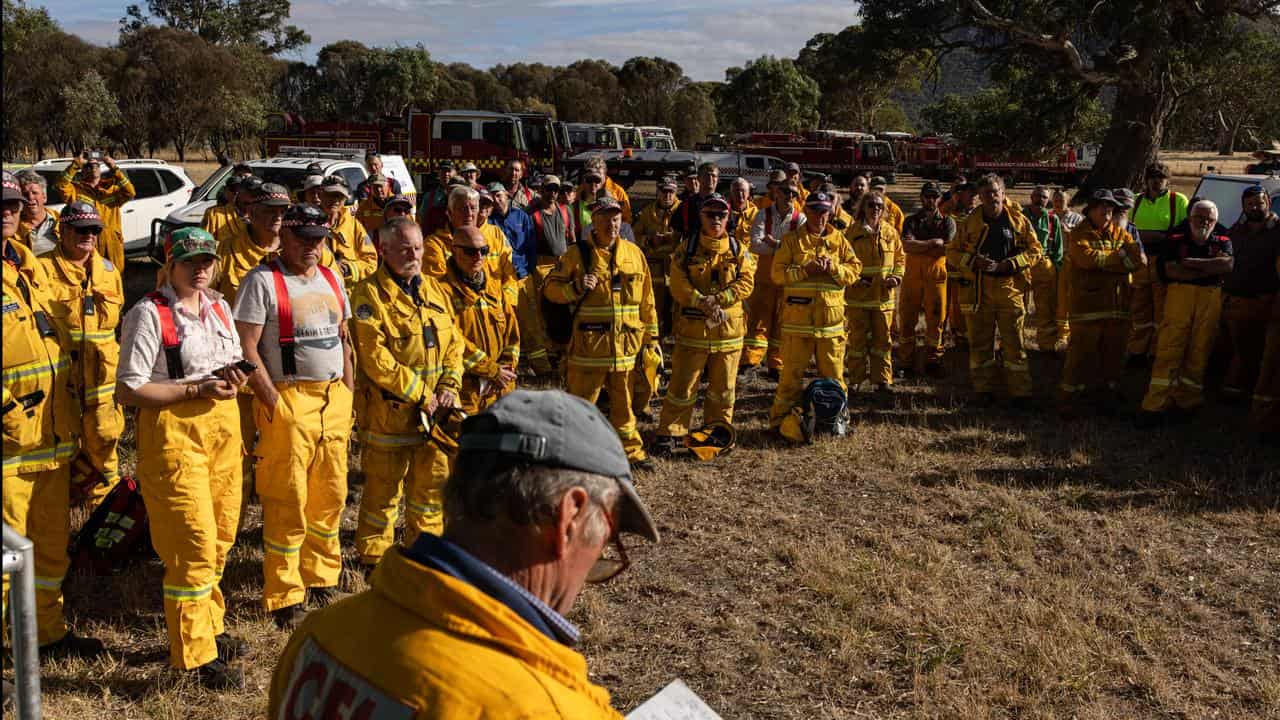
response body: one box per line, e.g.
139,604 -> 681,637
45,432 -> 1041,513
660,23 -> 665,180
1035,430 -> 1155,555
14,169 -> 45,190
585,155 -> 608,173
731,177 -> 751,192
378,216 -> 420,247
448,185 -> 479,210
1190,199 -> 1219,218
1031,184 -> 1050,196
444,458 -> 620,542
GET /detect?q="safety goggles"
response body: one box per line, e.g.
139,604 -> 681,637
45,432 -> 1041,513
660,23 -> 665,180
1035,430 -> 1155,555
586,510 -> 631,584
453,245 -> 490,258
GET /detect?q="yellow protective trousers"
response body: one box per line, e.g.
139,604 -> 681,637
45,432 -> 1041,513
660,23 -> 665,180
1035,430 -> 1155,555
2,465 -> 71,645
846,307 -> 894,386
355,437 -> 450,565
136,396 -> 242,669
1222,294 -> 1274,396
656,345 -> 743,437
963,277 -> 1033,397
1127,263 -> 1166,357
566,368 -> 645,460
1142,284 -> 1222,412
255,380 -> 352,611
629,344 -> 662,418
897,255 -> 947,365
743,257 -> 783,369
80,401 -> 123,507
518,264 -> 555,372
1250,306 -> 1279,431
946,277 -> 967,340
1029,258 -> 1068,350
235,392 -> 256,534
768,335 -> 846,426
1057,319 -> 1127,408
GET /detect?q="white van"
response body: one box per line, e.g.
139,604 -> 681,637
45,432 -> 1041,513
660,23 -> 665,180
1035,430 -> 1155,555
1191,173 -> 1280,226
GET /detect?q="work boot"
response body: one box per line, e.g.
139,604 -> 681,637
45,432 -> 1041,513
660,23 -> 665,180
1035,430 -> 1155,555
39,631 -> 107,661
875,383 -> 895,395
649,435 -> 680,458
307,586 -> 341,609
192,658 -> 245,690
271,604 -> 306,631
629,457 -> 654,473
215,634 -> 248,663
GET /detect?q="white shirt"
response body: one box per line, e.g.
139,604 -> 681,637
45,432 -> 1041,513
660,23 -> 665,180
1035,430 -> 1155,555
749,203 -> 807,255
117,284 -> 242,389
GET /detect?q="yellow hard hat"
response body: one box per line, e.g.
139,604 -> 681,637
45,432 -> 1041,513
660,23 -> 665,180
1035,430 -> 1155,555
778,407 -> 808,444
427,406 -> 468,457
685,422 -> 736,461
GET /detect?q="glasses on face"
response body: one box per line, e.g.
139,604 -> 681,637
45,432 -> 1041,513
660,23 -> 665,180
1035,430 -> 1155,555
453,245 -> 490,258
73,225 -> 102,237
586,510 -> 630,584
867,202 -> 885,210
703,211 -> 728,220
387,206 -> 411,216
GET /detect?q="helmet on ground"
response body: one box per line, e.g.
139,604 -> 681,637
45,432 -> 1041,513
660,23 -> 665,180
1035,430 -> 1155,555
685,422 -> 736,460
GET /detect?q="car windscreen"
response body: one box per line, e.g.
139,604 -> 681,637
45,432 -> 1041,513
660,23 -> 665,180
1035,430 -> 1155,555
1192,177 -> 1258,226
199,167 -> 312,203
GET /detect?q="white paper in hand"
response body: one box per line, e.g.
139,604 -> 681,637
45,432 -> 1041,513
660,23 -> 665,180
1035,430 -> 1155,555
626,679 -> 722,720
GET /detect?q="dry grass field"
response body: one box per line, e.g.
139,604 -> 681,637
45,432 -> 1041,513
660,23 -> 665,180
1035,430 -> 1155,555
9,150 -> 1278,719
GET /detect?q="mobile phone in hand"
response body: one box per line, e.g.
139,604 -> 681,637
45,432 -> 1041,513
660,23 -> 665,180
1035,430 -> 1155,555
235,359 -> 258,374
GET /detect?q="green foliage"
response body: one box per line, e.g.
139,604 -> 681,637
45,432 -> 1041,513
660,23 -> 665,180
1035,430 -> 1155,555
59,71 -> 122,151
1164,27 -> 1280,152
300,42 -> 437,121
669,84 -> 719,149
719,56 -> 820,133
121,0 -> 309,55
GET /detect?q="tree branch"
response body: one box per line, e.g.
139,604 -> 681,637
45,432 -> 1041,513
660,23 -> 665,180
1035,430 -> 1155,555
965,0 -> 1120,86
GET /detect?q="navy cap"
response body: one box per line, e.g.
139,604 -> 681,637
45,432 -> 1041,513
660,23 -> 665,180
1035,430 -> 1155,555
805,191 -> 834,212
699,193 -> 730,212
657,176 -> 678,191
282,203 -> 331,239
921,182 -> 942,197
458,389 -> 659,542
1242,184 -> 1266,199
58,201 -> 103,229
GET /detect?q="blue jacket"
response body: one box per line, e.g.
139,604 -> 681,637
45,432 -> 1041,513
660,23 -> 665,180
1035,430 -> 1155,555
491,206 -> 535,279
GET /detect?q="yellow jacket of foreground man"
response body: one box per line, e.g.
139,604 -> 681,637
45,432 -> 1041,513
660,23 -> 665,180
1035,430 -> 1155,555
268,548 -> 624,719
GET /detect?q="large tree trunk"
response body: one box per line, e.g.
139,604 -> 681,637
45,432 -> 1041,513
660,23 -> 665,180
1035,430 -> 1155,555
1084,81 -> 1177,193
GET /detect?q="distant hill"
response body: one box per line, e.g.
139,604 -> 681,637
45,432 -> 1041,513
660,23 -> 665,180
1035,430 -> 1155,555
894,47 -> 995,131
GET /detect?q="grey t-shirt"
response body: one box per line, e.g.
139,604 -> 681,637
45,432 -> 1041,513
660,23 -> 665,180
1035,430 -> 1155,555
233,263 -> 351,383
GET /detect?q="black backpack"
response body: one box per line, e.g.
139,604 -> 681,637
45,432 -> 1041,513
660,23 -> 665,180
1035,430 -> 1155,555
803,378 -> 849,439
542,238 -> 599,345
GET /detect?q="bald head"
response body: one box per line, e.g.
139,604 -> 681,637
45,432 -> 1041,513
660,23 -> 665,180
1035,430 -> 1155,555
451,225 -> 489,276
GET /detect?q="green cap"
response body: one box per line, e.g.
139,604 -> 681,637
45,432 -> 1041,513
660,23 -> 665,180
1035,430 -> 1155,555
168,227 -> 218,262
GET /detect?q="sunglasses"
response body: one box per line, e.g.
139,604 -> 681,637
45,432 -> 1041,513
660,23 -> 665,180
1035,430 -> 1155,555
586,511 -> 630,584
867,203 -> 886,210
702,211 -> 729,220
386,206 -> 412,215
453,245 -> 490,258
73,225 -> 103,236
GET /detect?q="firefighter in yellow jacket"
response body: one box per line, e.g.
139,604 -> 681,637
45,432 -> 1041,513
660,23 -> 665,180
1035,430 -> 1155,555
844,194 -> 906,392
39,202 -> 126,507
202,164 -> 254,237
544,196 -> 657,466
633,176 -> 682,338
444,226 -> 520,415
1058,190 -> 1145,416
767,191 -> 862,430
947,175 -> 1042,405
870,176 -> 905,233
53,152 -> 136,271
2,172 -> 102,658
316,175 -> 379,293
746,174 -> 806,374
350,218 -> 464,569
651,194 -> 755,455
425,186 -> 519,293
270,389 -> 661,720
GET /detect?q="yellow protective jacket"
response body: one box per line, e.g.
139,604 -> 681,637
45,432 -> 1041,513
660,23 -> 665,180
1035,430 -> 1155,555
883,196 -> 905,233
53,162 -> 136,269
733,203 -> 759,251
480,222 -> 520,306
830,205 -> 854,234
214,223 -> 279,306
202,203 -> 240,237
37,248 -> 124,407
2,239 -> 78,474
1066,220 -> 1142,322
603,177 -> 633,225
668,232 -> 756,352
327,207 -> 379,292
268,547 -> 624,720
544,234 -> 657,371
947,207 -> 1042,289
772,225 -> 862,337
16,207 -> 59,250
633,200 -> 680,285
351,266 -> 463,444
844,221 -> 906,311
355,197 -> 388,237
443,263 -> 520,380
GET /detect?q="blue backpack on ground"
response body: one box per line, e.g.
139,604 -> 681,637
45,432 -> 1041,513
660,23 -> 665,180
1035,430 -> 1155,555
803,378 -> 849,440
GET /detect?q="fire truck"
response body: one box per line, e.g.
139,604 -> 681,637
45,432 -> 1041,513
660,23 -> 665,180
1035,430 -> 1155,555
729,130 -> 897,184
956,144 -> 1098,187
902,136 -> 960,179
264,109 -> 563,185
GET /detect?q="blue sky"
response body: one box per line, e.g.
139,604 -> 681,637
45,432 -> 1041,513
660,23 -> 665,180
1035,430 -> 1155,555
43,0 -> 859,81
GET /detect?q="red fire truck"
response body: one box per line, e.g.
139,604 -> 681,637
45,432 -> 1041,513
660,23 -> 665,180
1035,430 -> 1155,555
903,136 -> 960,179
729,130 -> 898,184
956,144 -> 1097,187
264,110 -> 562,184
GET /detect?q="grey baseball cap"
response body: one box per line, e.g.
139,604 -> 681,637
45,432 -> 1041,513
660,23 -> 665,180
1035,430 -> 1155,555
458,389 -> 659,542
1112,188 -> 1137,209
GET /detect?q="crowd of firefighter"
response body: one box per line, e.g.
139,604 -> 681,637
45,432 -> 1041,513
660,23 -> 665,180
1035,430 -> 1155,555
1,145 -> 1277,690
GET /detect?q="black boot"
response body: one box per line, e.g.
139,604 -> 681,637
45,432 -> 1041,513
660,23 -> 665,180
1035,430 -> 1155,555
193,658 -> 245,690
271,604 -> 306,631
39,631 -> 107,661
215,633 -> 248,662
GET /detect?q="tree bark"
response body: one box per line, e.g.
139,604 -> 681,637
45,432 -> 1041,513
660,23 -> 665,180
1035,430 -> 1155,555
1084,81 -> 1177,193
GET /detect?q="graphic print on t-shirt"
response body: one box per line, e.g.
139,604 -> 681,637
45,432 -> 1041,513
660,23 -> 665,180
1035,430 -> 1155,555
290,288 -> 343,351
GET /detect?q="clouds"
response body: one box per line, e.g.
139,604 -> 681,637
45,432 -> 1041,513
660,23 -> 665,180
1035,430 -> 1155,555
48,0 -> 858,81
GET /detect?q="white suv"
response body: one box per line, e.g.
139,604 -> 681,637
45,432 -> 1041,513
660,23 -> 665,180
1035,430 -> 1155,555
24,158 -> 196,260
1192,172 -> 1280,226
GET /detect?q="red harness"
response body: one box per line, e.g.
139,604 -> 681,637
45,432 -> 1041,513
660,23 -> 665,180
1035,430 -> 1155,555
268,261 -> 346,376
147,292 -> 232,380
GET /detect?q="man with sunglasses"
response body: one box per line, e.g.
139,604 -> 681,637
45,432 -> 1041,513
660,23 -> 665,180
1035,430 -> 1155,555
745,174 -> 806,377
444,225 -> 520,415
350,217 -> 463,572
316,175 -> 379,294
545,196 -> 657,468
270,389 -> 659,719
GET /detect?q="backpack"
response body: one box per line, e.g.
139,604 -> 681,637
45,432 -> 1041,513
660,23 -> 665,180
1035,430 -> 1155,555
802,378 -> 849,440
541,238 -> 602,346
69,476 -> 155,576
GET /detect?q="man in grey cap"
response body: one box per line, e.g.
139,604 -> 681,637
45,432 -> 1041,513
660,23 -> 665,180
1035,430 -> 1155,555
269,389 -> 658,718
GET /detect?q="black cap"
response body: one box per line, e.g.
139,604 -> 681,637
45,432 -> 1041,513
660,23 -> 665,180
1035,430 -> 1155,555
921,182 -> 942,197
282,203 -> 331,239
255,183 -> 291,207
785,162 -> 801,172
58,201 -> 104,229
239,176 -> 264,196
305,162 -> 325,176
699,193 -> 730,211
805,191 -> 834,211
438,159 -> 455,170
1087,189 -> 1121,207
458,389 -> 659,542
